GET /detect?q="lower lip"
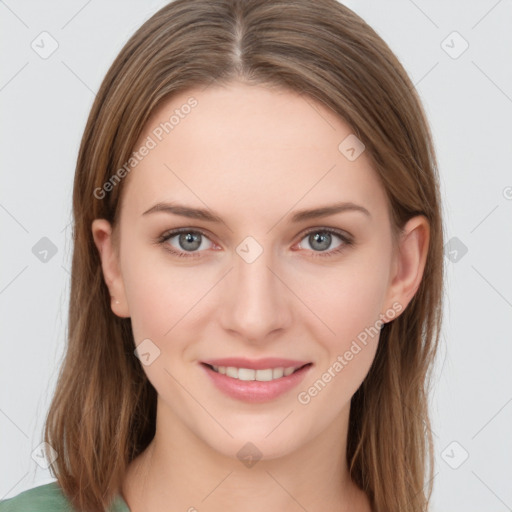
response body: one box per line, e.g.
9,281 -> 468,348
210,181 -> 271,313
200,363 -> 312,403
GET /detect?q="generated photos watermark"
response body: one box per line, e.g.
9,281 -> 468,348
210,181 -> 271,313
297,301 -> 403,405
93,96 -> 198,200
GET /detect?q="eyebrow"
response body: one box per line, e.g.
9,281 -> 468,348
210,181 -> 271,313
142,201 -> 371,222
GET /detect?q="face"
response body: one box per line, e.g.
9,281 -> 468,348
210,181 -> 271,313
93,82 -> 425,461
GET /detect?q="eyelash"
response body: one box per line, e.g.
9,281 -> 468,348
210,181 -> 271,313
155,227 -> 353,259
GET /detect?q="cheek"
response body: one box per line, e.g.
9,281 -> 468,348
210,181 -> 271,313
121,243 -> 217,352
294,269 -> 385,415
320,271 -> 387,344
293,248 -> 391,348
125,267 -> 198,342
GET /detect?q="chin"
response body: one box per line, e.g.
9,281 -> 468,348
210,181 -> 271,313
201,423 -> 306,463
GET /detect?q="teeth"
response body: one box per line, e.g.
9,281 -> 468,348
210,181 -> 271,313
226,366 -> 238,378
272,368 -> 284,379
210,365 -> 301,381
237,368 -> 255,381
256,368 -> 273,381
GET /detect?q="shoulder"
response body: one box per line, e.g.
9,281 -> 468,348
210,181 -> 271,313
0,482 -> 71,512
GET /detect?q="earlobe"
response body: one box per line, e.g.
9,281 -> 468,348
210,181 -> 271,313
91,219 -> 130,318
384,215 -> 430,321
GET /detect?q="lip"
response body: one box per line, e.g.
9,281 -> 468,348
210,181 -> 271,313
201,357 -> 310,370
200,360 -> 313,403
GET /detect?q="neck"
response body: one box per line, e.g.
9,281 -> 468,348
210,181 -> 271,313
122,399 -> 371,512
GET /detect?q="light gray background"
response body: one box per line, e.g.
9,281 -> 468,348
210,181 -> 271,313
1,1 -> 511,510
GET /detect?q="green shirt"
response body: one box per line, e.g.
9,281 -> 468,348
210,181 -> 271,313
0,481 -> 130,512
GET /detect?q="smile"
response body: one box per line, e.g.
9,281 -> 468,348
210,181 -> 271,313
200,359 -> 313,403
206,364 -> 307,381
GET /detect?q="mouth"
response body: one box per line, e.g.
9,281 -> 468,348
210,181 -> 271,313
199,360 -> 313,403
201,362 -> 312,382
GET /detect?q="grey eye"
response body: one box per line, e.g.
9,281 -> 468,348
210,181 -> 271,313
300,231 -> 343,252
168,231 -> 212,252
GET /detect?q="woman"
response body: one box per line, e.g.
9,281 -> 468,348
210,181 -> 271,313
0,0 -> 444,511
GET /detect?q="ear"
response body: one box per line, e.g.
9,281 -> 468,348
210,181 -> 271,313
91,219 -> 130,318
383,215 -> 430,321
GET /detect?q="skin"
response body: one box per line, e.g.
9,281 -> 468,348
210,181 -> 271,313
92,81 -> 429,512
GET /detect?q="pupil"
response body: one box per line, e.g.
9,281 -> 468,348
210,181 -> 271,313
310,232 -> 331,251
179,232 -> 201,251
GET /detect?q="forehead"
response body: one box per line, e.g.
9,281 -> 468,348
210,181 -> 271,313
120,82 -> 389,224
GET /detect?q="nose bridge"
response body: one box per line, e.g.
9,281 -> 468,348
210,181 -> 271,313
220,237 -> 290,341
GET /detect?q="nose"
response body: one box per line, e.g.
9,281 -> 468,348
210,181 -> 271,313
219,244 -> 292,343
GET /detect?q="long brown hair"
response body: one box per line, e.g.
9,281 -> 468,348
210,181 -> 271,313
43,1 -> 444,510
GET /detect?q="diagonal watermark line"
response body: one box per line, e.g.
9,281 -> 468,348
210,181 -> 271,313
414,61 -> 439,89
395,389 -> 440,440
163,367 -> 234,438
406,470 -> 439,508
60,220 -> 72,233
470,204 -> 499,233
164,163 -> 233,233
265,410 -> 294,438
0,203 -> 29,233
265,470 -> 310,512
471,265 -> 512,308
0,266 -> 28,296
472,396 -> 512,439
472,61 -> 512,105
266,266 -> 336,335
406,0 -> 439,29
0,408 -> 29,439
61,60 -> 96,95
266,164 -> 337,234
393,61 -> 439,123
61,0 -> 92,29
201,471 -> 233,502
472,0 -> 503,29
0,62 -> 29,92
0,0 -> 29,28
471,470 -> 512,510
0,471 -> 29,501
302,95 -> 336,131
163,267 -> 233,336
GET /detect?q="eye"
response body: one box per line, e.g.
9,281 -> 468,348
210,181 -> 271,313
157,228 -> 215,258
156,227 -> 353,259
296,228 -> 353,257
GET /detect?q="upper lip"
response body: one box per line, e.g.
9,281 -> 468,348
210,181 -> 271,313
201,357 -> 311,370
